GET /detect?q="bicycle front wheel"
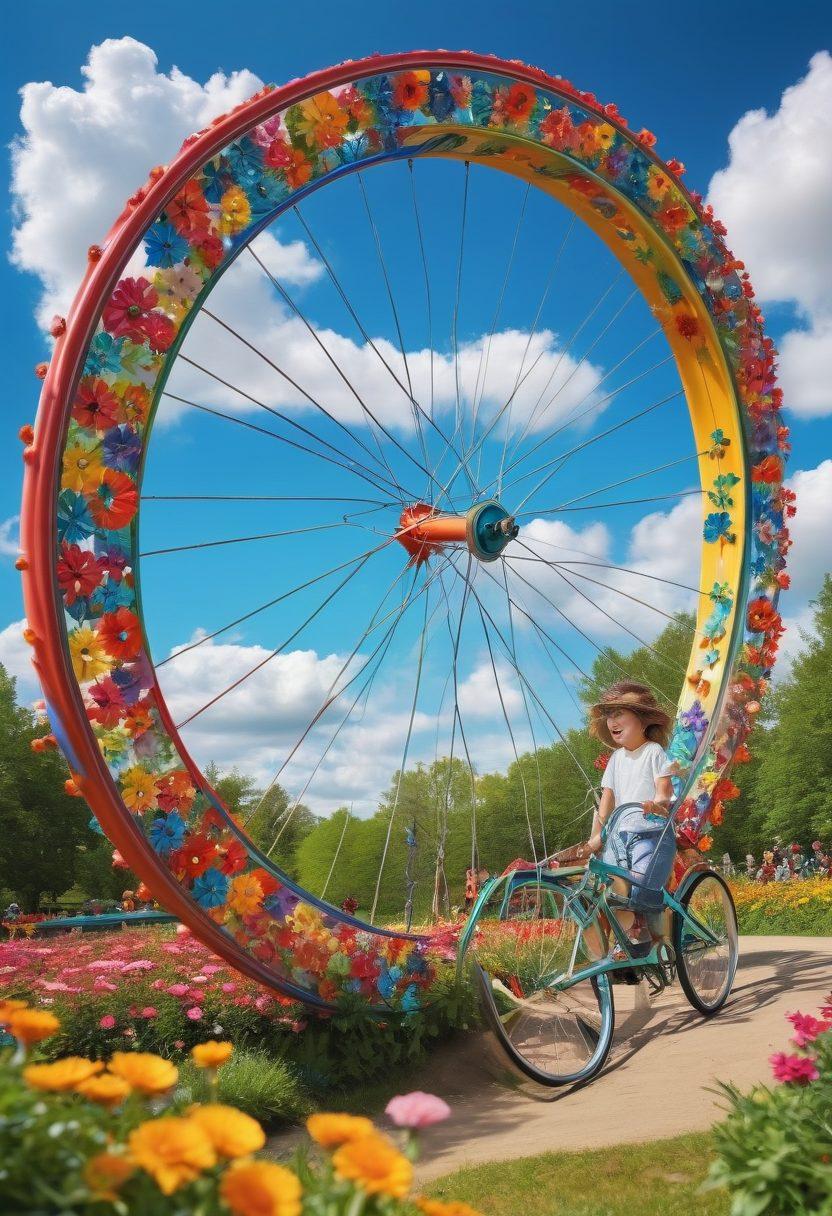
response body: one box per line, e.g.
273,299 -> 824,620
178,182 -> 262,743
473,877 -> 615,1086
673,869 -> 738,1014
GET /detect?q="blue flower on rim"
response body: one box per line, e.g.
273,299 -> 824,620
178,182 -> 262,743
110,663 -> 144,706
90,579 -> 134,614
225,138 -> 263,184
88,815 -> 105,835
149,811 -> 186,855
84,332 -> 125,377
400,983 -> 421,1012
57,491 -> 95,544
703,511 -> 733,543
264,886 -> 301,921
192,867 -> 229,909
103,425 -> 142,473
202,159 -> 230,203
144,220 -> 189,269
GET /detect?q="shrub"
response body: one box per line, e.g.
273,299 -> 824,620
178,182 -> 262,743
729,877 -> 832,936
707,1000 -> 832,1213
182,1048 -> 310,1125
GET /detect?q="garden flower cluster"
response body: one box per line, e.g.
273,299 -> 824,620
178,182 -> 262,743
37,57 -> 789,1002
0,1000 -> 478,1216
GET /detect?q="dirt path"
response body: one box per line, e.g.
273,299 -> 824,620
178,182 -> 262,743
412,936 -> 832,1179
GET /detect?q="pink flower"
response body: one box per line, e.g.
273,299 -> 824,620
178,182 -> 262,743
166,983 -> 190,997
787,1011 -> 831,1048
186,1006 -> 203,1021
174,1040 -> 185,1050
385,1091 -> 451,1129
140,1007 -> 158,1019
99,1015 -> 116,1030
770,1052 -> 820,1085
93,978 -> 117,993
221,982 -> 236,994
121,959 -> 154,973
254,995 -> 272,1013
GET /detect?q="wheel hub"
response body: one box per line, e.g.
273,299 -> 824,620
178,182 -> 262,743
395,499 -> 519,566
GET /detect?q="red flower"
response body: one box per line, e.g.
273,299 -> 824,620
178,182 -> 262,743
166,180 -> 210,236
72,378 -> 120,431
392,70 -> 428,111
216,838 -> 248,876
57,542 -> 103,605
176,833 -> 217,879
711,778 -> 741,803
88,677 -> 126,728
636,128 -> 657,148
503,82 -> 536,123
97,607 -> 142,660
284,148 -> 312,189
102,277 -> 159,340
88,469 -> 138,530
265,137 -> 292,169
657,204 -> 690,232
140,312 -> 176,353
193,233 -> 224,271
675,314 -> 700,340
539,106 -> 575,149
593,752 -> 611,772
747,597 -> 782,636
752,455 -> 784,484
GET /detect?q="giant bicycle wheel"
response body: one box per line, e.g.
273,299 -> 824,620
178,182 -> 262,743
19,52 -> 788,1010
673,869 -> 738,1014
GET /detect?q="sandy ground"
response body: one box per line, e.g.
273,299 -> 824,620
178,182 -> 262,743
267,937 -> 832,1180
412,935 -> 832,1179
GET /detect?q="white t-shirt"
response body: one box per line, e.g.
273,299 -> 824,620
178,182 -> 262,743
601,741 -> 672,806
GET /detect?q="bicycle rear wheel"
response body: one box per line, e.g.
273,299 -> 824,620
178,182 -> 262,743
673,869 -> 738,1014
473,877 -> 615,1086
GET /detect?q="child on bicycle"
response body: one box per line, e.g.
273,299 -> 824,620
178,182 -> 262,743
551,681 -> 675,956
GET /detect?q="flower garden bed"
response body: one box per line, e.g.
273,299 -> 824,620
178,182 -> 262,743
0,924 -> 476,1123
728,878 -> 832,936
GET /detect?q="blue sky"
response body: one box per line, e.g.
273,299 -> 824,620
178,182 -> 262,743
2,3 -> 831,814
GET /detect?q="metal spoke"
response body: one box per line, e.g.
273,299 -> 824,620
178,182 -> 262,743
522,449 -> 706,518
408,159 -> 434,422
142,494 -> 394,506
140,520 -> 345,558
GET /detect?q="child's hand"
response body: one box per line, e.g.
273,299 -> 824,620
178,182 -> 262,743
642,799 -> 669,817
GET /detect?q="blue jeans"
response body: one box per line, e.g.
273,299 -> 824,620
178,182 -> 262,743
601,804 -> 677,913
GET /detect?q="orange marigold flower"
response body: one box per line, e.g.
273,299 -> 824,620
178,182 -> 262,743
167,179 -> 211,236
712,778 -> 741,803
297,92 -> 349,149
87,468 -> 139,531
188,1104 -> 266,1158
24,1057 -> 103,1092
76,1071 -> 132,1107
393,70 -> 429,111
128,1116 -> 216,1195
332,1134 -> 413,1198
84,1153 -> 135,1202
220,1160 -> 302,1216
227,872 -> 264,917
191,1040 -> 234,1069
7,1008 -> 60,1045
109,1051 -> 178,1094
698,835 -> 713,853
121,765 -> 159,814
306,1112 -> 375,1147
218,186 -> 252,235
416,1200 -> 484,1216
284,148 -> 312,190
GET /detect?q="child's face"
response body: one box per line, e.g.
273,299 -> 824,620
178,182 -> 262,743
606,707 -> 646,750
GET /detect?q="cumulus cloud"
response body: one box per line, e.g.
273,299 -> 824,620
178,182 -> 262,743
0,516 -> 20,558
707,51 -> 832,417
0,619 -> 41,705
10,37 -> 264,329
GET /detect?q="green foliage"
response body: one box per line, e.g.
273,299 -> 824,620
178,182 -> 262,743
0,665 -> 92,910
578,611 -> 695,710
182,1049 -> 310,1125
707,1028 -> 832,1214
754,577 -> 832,844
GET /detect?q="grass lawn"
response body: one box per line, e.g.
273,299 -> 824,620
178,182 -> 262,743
425,1132 -> 728,1216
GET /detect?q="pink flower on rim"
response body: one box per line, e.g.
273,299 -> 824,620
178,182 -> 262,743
186,1006 -> 203,1021
99,1015 -> 116,1030
787,1011 -> 831,1048
770,1052 -> 820,1085
385,1091 -> 451,1129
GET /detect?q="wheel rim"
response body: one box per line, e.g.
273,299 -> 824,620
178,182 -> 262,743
19,53 -> 785,1007
680,875 -> 737,1009
475,880 -> 611,1081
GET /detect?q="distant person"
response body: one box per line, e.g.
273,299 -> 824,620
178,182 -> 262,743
464,867 -> 477,911
121,890 -> 136,912
721,852 -> 734,877
745,853 -> 756,877
3,902 -> 20,922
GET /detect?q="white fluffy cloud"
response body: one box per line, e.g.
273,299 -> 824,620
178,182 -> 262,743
0,516 -> 20,558
10,37 -> 264,329
0,619 -> 41,705
707,51 -> 832,418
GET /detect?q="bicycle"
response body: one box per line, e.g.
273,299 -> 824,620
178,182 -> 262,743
458,804 -> 739,1087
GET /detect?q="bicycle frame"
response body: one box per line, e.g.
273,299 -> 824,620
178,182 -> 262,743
458,860 -> 723,995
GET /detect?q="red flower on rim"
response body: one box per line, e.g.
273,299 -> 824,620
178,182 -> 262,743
216,838 -> 248,876
88,677 -> 126,729
140,312 -> 176,353
72,378 -> 120,432
539,106 -> 575,149
166,180 -> 210,236
503,82 -> 536,123
102,277 -> 159,341
392,70 -> 429,111
173,833 -> 217,879
752,454 -> 784,484
193,233 -> 224,271
284,148 -> 312,190
57,542 -> 104,605
265,137 -> 292,170
88,469 -> 138,530
747,597 -> 782,637
97,607 -> 142,661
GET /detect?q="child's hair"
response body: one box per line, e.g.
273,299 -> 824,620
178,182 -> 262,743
589,680 -> 671,748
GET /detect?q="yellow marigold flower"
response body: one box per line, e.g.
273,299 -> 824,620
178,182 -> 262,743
61,444 -> 104,493
220,1160 -> 302,1216
191,1040 -> 233,1069
306,1112 -> 375,1148
76,1071 -> 132,1108
128,1116 -> 216,1195
109,1051 -> 178,1095
84,1152 -> 135,1202
188,1103 -> 265,1158
218,186 -> 251,235
23,1057 -> 103,1092
121,765 -> 158,813
0,998 -> 28,1021
68,625 -> 112,682
332,1133 -> 413,1198
227,872 -> 264,918
416,1200 -> 485,1216
297,91 -> 349,149
7,1008 -> 60,1046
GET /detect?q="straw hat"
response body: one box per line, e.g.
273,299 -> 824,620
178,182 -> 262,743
589,682 -> 672,749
